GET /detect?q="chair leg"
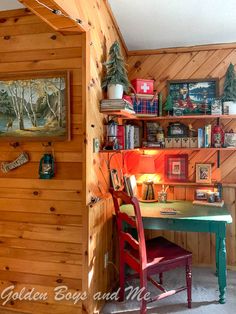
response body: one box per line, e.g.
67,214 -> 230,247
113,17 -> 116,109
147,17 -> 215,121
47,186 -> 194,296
119,260 -> 125,301
159,272 -> 163,285
140,271 -> 148,314
186,262 -> 192,308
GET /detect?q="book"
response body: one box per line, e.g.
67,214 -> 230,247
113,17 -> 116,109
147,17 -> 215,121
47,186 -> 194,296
198,128 -> 204,148
204,124 -> 211,148
134,126 -> 141,148
123,174 -> 137,197
117,125 -> 125,149
100,99 -> 134,112
160,208 -> 179,215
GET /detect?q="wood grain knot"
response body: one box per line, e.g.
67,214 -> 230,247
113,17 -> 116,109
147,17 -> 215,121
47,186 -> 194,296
3,35 -> 10,40
0,18 -> 6,24
134,61 -> 142,68
56,278 -> 63,283
50,207 -> 56,212
50,35 -> 57,40
33,191 -> 39,196
5,266 -> 9,271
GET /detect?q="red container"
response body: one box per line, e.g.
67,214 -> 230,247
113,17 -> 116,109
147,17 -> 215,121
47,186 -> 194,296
131,79 -> 154,95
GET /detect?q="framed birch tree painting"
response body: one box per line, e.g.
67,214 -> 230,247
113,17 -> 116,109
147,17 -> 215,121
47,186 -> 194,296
0,71 -> 70,141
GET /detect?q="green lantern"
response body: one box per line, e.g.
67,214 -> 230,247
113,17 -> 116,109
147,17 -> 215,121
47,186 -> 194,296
39,153 -> 55,179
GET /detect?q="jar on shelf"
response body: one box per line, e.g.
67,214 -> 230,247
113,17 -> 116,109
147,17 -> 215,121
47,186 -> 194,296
156,126 -> 165,146
212,124 -> 224,148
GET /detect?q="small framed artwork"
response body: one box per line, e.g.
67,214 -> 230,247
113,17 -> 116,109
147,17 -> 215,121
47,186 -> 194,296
110,169 -> 122,191
224,132 -> 236,147
0,71 -> 70,141
196,163 -> 212,184
164,154 -> 188,182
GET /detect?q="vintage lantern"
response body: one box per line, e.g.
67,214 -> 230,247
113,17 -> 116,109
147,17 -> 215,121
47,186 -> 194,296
105,120 -> 119,150
39,153 -> 55,179
212,124 -> 224,148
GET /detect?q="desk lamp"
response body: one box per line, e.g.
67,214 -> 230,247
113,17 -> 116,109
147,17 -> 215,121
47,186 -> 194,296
138,154 -> 157,202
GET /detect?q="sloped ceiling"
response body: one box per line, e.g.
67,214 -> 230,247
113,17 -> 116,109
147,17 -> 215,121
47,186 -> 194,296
108,0 -> 236,51
0,0 -> 24,11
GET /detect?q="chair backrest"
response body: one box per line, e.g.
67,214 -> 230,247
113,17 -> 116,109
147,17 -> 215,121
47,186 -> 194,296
110,189 -> 147,271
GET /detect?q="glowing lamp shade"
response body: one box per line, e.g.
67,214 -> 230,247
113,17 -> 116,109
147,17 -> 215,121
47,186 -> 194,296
138,155 -> 157,202
138,155 -> 156,174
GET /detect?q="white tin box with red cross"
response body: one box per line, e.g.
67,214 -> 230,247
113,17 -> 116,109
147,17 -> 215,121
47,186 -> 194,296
131,79 -> 154,95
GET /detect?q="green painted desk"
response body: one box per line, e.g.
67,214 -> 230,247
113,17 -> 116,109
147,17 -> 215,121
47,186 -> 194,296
120,200 -> 232,304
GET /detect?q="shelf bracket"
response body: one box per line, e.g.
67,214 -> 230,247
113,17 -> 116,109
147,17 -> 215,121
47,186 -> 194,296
217,150 -> 220,168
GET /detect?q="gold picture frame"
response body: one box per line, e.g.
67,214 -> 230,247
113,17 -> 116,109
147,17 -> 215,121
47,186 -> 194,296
196,163 -> 212,184
0,70 -> 70,141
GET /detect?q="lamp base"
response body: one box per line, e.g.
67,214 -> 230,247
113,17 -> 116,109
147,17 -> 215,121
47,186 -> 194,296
141,180 -> 156,201
139,198 -> 158,203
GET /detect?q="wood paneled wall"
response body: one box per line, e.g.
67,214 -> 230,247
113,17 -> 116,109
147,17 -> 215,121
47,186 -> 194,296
0,8 -> 84,313
47,1 -> 127,313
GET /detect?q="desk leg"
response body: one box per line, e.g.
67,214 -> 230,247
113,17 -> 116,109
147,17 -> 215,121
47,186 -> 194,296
215,235 -> 219,277
217,224 -> 227,304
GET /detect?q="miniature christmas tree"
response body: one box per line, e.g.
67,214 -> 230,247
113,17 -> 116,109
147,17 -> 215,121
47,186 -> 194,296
222,63 -> 236,102
101,41 -> 130,93
164,95 -> 174,115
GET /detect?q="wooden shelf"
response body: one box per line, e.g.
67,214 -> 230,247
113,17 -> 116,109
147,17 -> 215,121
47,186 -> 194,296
100,111 -> 236,121
100,147 -> 236,153
136,181 -> 215,187
140,147 -> 236,151
100,110 -> 136,119
99,149 -> 138,153
131,114 -> 236,121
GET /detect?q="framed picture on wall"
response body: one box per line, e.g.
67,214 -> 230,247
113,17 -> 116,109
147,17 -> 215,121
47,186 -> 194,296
164,154 -> 188,182
0,71 -> 70,141
196,163 -> 212,184
168,78 -> 219,116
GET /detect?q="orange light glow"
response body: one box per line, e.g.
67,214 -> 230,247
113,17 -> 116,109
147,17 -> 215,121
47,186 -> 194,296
139,173 -> 161,183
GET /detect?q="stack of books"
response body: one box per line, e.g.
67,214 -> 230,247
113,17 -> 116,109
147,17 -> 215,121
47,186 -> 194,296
100,99 -> 135,114
117,124 -> 135,149
198,124 -> 212,148
123,174 -> 138,197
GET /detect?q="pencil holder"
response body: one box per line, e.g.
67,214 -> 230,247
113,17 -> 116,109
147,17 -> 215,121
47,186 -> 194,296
158,191 -> 167,203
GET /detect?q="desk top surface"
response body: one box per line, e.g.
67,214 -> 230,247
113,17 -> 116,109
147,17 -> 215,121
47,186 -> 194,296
120,200 -> 232,223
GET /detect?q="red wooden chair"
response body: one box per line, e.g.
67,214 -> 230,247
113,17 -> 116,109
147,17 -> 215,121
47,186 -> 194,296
111,189 -> 192,314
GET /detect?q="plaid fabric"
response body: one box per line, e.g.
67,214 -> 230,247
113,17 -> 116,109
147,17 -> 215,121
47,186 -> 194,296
166,156 -> 187,181
131,97 -> 158,115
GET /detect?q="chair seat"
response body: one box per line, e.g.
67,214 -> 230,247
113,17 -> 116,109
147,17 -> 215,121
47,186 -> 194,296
128,236 -> 192,268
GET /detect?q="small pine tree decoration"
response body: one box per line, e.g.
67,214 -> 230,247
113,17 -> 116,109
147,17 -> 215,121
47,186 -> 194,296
164,95 -> 174,115
222,63 -> 236,102
101,41 -> 130,93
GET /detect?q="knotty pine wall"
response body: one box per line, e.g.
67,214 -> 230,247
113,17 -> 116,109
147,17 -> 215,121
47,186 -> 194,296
49,1 -> 127,313
127,47 -> 236,267
0,8 -> 84,314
